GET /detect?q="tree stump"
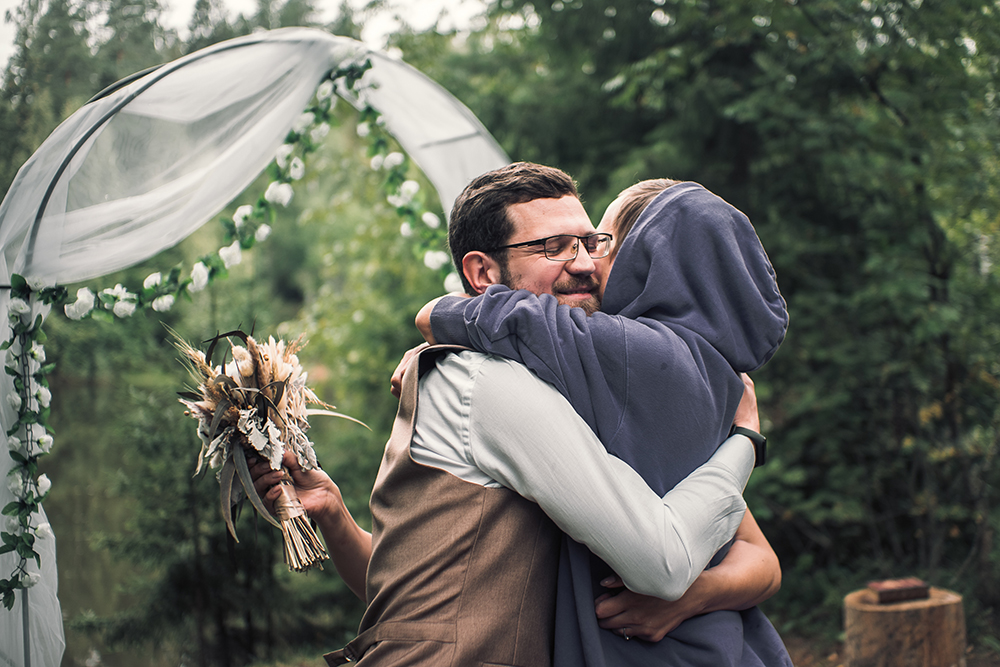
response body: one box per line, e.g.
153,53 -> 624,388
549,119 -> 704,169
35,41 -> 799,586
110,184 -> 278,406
844,587 -> 966,667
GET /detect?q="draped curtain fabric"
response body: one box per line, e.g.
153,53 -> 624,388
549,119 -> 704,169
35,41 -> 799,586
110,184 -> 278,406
0,27 -> 508,665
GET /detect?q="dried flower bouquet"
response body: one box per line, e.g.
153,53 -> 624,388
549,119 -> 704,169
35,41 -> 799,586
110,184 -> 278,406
175,328 -> 362,572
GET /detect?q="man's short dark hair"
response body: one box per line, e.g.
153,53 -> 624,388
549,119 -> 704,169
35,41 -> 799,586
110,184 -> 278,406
448,162 -> 578,293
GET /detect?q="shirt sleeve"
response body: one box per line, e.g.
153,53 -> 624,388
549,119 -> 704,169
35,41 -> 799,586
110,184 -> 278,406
467,356 -> 754,601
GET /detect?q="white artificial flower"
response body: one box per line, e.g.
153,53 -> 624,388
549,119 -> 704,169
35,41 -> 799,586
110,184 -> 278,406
289,157 -> 305,181
255,224 -> 272,243
25,276 -> 46,291
219,241 -> 242,269
422,212 -> 441,229
424,250 -> 450,271
188,262 -> 210,293
36,433 -> 53,454
7,436 -> 21,452
275,143 -> 294,169
233,204 -> 254,228
64,288 -> 95,320
400,222 -> 413,238
6,517 -> 19,533
4,347 -> 17,369
35,522 -> 53,540
22,571 -> 40,588
316,80 -> 334,100
375,114 -> 386,127
264,181 -> 294,207
310,123 -> 330,143
370,154 -> 385,171
143,272 -> 162,289
292,111 -> 315,134
34,386 -> 51,409
400,180 -> 420,199
8,298 -> 30,317
7,473 -> 24,497
36,474 -> 51,496
383,152 -> 405,169
151,295 -> 175,312
387,193 -> 408,208
356,121 -> 370,137
444,271 -> 464,294
7,393 -> 21,411
29,342 -> 44,363
113,300 -> 136,318
106,284 -> 130,300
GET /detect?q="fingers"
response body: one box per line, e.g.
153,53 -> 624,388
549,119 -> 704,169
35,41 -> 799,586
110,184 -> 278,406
600,575 -> 625,589
390,343 -> 430,397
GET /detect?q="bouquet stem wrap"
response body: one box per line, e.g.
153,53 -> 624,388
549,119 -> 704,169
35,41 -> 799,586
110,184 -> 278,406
274,469 -> 329,571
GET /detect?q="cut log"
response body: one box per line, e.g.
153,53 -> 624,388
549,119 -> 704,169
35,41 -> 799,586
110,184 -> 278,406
844,586 -> 966,667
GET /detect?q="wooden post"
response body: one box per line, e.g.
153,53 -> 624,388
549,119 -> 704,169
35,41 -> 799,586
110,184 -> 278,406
844,586 -> 966,667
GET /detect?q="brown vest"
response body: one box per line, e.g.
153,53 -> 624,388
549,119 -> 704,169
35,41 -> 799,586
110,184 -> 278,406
325,346 -> 560,667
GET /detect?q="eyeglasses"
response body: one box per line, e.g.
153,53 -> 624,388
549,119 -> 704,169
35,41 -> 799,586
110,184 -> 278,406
490,233 -> 613,262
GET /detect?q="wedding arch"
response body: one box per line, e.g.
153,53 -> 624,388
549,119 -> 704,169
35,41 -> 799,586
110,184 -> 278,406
0,27 -> 509,666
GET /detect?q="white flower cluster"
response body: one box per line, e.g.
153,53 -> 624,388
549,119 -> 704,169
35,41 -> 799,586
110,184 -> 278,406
99,284 -> 138,318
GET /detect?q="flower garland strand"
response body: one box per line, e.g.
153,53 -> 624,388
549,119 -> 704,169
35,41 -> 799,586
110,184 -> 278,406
1,55 -> 460,606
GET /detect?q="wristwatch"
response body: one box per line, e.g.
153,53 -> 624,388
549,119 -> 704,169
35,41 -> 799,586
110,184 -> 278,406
730,426 -> 766,468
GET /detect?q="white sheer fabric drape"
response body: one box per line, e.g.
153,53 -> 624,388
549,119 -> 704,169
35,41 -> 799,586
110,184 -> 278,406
0,27 -> 507,666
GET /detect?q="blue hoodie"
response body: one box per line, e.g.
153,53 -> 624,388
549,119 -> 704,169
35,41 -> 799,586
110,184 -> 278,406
430,182 -> 791,666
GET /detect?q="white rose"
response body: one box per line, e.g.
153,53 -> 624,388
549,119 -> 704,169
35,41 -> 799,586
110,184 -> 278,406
7,393 -> 21,411
422,212 -> 441,229
151,295 -> 175,312
423,250 -> 450,271
36,433 -> 53,453
188,262 -> 209,293
264,182 -> 294,207
7,473 -> 24,496
108,284 -> 130,300
255,225 -> 272,243
36,474 -> 51,496
7,436 -> 21,451
233,204 -> 254,228
35,522 -> 53,540
22,571 -> 40,588
64,288 -> 95,320
370,154 -> 385,171
113,300 -> 136,318
274,144 -> 294,169
310,123 -> 330,143
5,347 -> 18,369
219,241 -> 242,269
387,193 -> 409,208
292,111 -> 315,134
289,157 -> 305,181
400,180 -> 420,199
25,276 -> 46,291
6,517 -> 19,533
383,152 -> 405,169
356,121 -> 370,138
444,271 -> 464,293
143,272 -> 161,289
34,385 -> 51,409
8,298 -> 30,316
29,342 -> 45,363
316,79 -> 334,100
400,222 -> 413,238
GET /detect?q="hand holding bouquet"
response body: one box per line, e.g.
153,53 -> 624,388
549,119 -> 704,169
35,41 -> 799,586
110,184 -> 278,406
175,328 -> 363,572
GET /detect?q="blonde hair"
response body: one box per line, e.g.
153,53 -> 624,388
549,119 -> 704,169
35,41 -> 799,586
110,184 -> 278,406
610,178 -> 681,257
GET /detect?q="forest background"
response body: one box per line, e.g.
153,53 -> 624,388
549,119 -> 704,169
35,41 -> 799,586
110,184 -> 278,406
1,0 -> 999,665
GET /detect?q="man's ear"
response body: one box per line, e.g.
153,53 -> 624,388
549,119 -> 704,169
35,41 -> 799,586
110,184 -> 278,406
462,252 -> 504,295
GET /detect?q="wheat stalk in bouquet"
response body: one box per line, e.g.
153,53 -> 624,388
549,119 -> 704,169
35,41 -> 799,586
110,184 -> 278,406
174,327 -> 364,572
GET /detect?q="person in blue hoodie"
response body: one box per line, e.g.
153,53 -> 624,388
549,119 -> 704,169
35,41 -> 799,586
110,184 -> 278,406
415,175 -> 792,666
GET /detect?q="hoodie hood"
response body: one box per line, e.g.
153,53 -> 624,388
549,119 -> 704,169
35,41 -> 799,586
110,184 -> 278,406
602,182 -> 788,372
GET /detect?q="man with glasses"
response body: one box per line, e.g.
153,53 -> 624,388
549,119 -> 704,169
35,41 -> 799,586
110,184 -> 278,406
254,162 -> 766,666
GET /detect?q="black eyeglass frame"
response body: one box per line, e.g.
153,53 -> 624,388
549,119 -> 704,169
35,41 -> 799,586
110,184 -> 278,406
488,233 -> 613,262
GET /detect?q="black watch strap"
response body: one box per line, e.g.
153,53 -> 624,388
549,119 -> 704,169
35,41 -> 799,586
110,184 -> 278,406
730,426 -> 767,468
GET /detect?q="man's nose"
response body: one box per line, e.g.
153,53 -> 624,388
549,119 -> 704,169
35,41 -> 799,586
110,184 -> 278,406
565,247 -> 596,275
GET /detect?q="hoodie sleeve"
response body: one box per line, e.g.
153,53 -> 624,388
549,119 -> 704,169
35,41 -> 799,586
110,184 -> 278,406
430,284 -> 627,432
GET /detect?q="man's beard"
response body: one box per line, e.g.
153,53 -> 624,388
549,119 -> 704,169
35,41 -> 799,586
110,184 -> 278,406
499,263 -> 602,316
